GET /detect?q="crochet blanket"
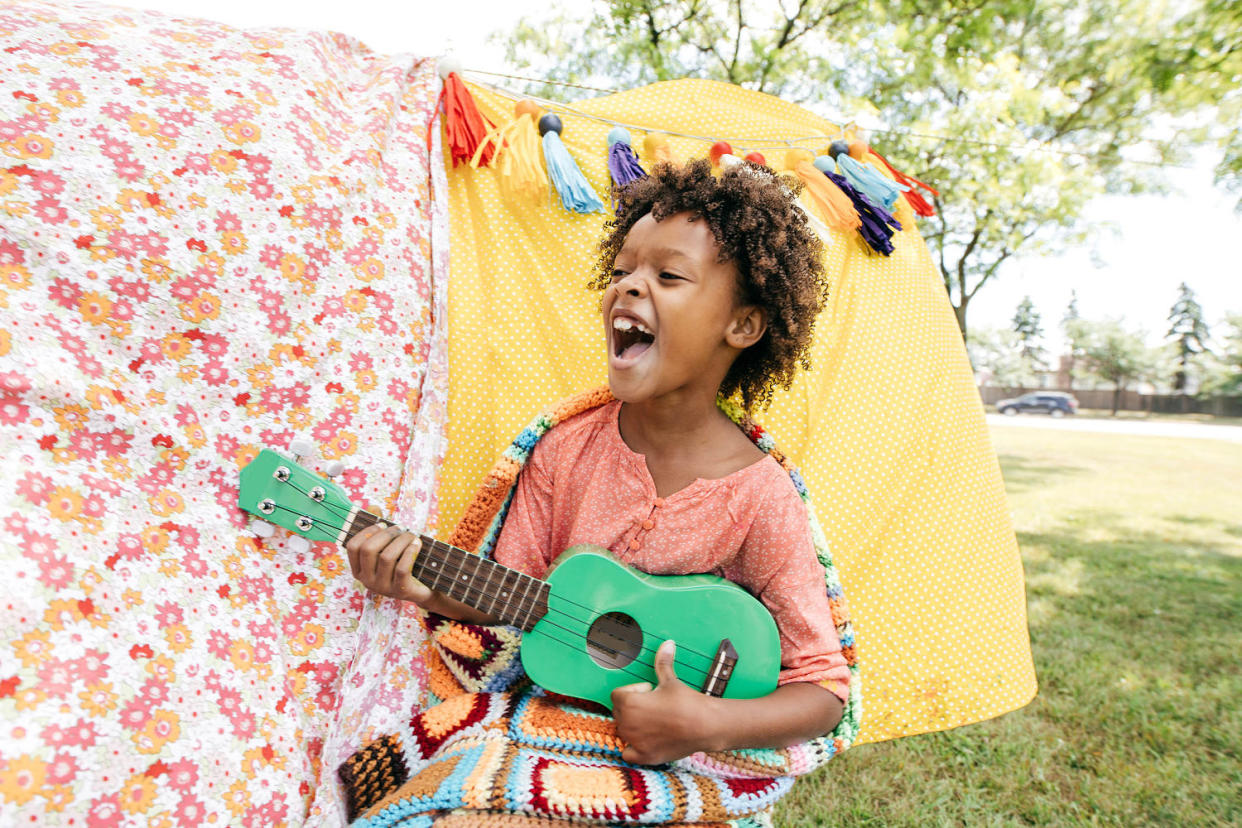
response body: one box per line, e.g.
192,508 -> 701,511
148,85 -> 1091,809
338,387 -> 862,826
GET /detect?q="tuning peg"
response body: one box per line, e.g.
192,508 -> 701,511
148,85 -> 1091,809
288,435 -> 314,465
286,536 -> 311,555
248,519 -> 276,538
324,461 -> 345,478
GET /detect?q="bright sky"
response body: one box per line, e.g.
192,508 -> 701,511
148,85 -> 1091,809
129,0 -> 1242,351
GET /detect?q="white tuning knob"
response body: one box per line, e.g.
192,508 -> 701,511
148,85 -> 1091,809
248,519 -> 276,538
288,436 -> 314,463
324,461 -> 345,478
286,536 -> 311,555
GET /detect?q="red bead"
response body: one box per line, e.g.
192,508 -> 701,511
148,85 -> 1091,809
743,151 -> 767,166
709,141 -> 733,165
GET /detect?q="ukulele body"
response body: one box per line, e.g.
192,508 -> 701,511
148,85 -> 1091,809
523,545 -> 781,709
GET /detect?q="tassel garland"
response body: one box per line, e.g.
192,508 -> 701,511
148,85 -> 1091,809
439,67 -> 496,168
607,127 -> 647,194
539,113 -> 604,214
786,148 -> 861,232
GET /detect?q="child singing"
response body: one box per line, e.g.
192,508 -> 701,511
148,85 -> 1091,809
346,158 -> 850,766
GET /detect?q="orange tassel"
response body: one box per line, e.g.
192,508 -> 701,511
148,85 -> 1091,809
785,149 -> 861,232
440,71 -> 495,168
871,150 -> 939,217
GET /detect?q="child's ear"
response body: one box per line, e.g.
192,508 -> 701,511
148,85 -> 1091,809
726,306 -> 768,350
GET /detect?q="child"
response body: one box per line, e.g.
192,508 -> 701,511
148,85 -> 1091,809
346,159 -> 850,767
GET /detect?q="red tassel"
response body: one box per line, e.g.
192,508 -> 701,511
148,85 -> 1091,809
441,72 -> 496,168
871,151 -> 939,217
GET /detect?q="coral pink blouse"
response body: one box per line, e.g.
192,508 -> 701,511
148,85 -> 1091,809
492,400 -> 850,704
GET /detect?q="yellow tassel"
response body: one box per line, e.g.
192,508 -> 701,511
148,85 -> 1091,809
784,148 -> 861,232
471,100 -> 547,204
643,133 -> 675,166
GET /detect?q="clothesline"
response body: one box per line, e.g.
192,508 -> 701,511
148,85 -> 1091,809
461,67 -> 1190,170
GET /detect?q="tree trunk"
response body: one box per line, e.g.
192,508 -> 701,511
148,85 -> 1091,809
954,300 -> 968,342
1111,386 -> 1120,416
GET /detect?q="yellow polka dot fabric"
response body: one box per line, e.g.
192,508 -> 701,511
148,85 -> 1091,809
438,78 -> 1035,744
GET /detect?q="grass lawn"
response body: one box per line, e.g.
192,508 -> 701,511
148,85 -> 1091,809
776,428 -> 1242,826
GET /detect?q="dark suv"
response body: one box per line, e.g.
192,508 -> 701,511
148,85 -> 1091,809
995,392 -> 1078,418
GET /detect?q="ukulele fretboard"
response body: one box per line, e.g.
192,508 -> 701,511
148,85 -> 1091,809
346,510 -> 549,631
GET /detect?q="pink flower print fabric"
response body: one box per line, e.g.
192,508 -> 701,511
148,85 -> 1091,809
0,1 -> 450,824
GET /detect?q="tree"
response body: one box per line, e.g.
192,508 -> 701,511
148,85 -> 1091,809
1200,312 -> 1242,397
1165,282 -> 1210,394
498,0 -> 1193,339
1154,0 -> 1242,210
966,326 -> 1039,392
1011,295 -> 1046,370
1077,319 -> 1160,415
1061,289 -> 1083,390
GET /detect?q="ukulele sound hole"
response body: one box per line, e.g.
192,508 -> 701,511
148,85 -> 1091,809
585,611 -> 642,670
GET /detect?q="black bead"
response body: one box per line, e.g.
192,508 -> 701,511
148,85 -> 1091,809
538,113 -> 563,136
828,140 -> 850,159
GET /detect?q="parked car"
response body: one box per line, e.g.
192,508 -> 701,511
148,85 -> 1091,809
995,391 -> 1078,417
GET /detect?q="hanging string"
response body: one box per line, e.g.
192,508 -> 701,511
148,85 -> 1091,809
458,67 -> 1192,169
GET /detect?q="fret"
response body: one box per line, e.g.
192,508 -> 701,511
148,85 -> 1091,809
494,567 -> 517,625
481,560 -> 501,618
442,541 -> 469,604
516,572 -> 537,631
424,540 -> 447,593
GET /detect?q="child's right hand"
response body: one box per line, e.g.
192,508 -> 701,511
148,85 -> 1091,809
344,523 -> 434,606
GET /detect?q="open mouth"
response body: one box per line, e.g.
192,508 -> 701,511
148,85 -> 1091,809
612,316 -> 655,360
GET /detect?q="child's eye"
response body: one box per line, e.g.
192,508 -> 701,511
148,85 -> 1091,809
610,269 -> 628,282
659,272 -> 683,281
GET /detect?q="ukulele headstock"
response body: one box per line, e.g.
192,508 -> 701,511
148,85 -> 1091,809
238,449 -> 356,544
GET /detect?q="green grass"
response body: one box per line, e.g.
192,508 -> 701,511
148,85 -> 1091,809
776,429 -> 1242,827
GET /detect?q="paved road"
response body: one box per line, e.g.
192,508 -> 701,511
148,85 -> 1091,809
985,414 -> 1242,444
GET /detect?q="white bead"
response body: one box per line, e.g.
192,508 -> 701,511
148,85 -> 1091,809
437,55 -> 462,79
287,536 -> 311,555
325,461 -> 345,478
248,519 -> 275,538
719,153 -> 743,168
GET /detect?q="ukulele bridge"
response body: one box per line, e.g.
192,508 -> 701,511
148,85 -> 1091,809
701,638 -> 739,697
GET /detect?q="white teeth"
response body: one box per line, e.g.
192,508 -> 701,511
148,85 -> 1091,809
612,317 -> 651,334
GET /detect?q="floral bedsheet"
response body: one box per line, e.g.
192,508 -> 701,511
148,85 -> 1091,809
0,1 -> 448,824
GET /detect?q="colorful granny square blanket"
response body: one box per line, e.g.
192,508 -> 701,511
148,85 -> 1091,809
338,387 -> 862,826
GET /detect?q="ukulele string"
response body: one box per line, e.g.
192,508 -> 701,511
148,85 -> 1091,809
263,492 -> 721,674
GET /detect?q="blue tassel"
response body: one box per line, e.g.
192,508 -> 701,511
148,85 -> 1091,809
837,155 -> 907,212
538,113 -> 603,214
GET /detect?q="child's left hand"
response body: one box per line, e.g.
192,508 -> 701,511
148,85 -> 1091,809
610,640 -> 720,765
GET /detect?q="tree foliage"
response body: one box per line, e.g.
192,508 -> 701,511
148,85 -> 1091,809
966,326 -> 1040,391
1076,318 -> 1161,414
1011,295 -> 1046,369
497,0 -> 1197,338
1165,282 -> 1210,393
1200,312 -> 1242,397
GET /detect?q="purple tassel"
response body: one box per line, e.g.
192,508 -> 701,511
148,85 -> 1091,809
826,170 -> 902,255
608,141 -> 646,190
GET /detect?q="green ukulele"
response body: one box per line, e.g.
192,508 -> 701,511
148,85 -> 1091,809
239,448 -> 780,709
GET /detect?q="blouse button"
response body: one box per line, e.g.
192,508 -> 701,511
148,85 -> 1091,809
629,538 -> 641,550
642,519 -> 654,530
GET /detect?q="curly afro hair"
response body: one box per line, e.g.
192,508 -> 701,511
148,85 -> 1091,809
591,158 -> 829,412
